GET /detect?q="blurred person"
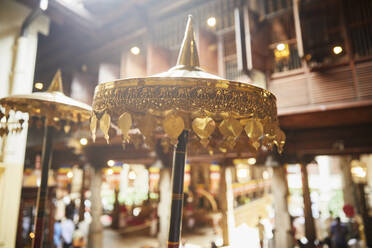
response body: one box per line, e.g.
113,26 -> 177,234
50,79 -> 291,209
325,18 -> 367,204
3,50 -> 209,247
330,217 -> 348,248
54,219 -> 62,248
257,216 -> 265,248
61,212 -> 75,248
72,222 -> 85,248
211,241 -> 217,248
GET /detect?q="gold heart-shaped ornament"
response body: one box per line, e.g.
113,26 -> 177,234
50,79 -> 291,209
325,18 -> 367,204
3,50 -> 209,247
244,119 -> 263,141
192,117 -> 216,140
163,114 -> 185,141
219,117 -> 243,138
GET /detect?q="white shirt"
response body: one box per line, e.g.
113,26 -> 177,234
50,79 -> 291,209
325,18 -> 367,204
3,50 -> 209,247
61,219 -> 75,243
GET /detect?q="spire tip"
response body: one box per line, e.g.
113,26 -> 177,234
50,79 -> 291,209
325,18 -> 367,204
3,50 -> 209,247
47,69 -> 64,93
176,14 -> 200,69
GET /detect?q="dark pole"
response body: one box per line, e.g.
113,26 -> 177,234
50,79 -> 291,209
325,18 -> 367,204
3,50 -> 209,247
167,130 -> 188,248
32,122 -> 54,248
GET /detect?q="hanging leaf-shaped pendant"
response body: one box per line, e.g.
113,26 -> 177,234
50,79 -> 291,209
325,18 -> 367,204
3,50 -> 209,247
192,117 -> 216,140
90,115 -> 97,142
118,112 -> 132,143
163,114 -> 184,143
100,112 -> 111,143
219,117 -> 243,138
274,127 -> 286,154
244,119 -> 263,141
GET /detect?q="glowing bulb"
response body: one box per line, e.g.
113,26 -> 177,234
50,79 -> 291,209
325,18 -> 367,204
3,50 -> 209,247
107,160 -> 115,167
207,17 -> 216,27
39,0 -> 48,11
133,207 -> 141,216
351,167 -> 366,178
333,46 -> 343,55
237,168 -> 248,178
79,138 -> 88,146
35,82 -> 43,90
276,43 -> 286,51
107,169 -> 113,175
130,46 -> 140,55
29,232 -> 35,239
248,158 -> 256,165
128,170 -> 136,180
67,171 -> 73,178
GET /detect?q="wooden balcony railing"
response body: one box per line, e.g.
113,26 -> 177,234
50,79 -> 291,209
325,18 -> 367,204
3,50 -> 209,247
269,59 -> 372,113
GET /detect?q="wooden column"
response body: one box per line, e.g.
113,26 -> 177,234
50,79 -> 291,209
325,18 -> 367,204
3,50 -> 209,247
355,183 -> 372,247
217,35 -> 225,77
301,163 -> 316,247
88,166 -> 103,248
120,50 -> 147,78
198,28 -> 219,75
220,166 -> 235,246
157,169 -> 171,248
111,188 -> 120,229
79,166 -> 87,222
272,166 -> 293,248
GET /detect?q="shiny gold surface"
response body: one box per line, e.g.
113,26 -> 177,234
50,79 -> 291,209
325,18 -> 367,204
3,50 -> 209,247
91,16 -> 284,153
176,15 -> 200,69
0,70 -> 91,136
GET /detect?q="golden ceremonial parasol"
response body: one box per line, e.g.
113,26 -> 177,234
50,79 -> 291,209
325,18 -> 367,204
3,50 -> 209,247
91,16 -> 284,247
0,70 -> 91,248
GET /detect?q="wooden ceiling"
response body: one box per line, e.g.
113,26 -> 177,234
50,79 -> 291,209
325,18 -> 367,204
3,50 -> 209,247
17,0 -> 205,85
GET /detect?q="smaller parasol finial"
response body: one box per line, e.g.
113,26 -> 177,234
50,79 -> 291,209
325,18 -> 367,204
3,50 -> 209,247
176,15 -> 200,69
47,69 -> 64,93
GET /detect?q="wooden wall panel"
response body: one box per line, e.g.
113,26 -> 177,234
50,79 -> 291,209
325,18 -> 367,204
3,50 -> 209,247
269,75 -> 309,108
309,67 -> 356,104
356,61 -> 372,99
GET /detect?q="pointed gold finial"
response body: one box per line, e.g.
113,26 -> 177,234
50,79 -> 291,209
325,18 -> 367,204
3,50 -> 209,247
176,15 -> 200,69
47,69 -> 64,93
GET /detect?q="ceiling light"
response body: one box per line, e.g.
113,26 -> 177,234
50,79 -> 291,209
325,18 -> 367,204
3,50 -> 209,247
207,17 -> 216,27
333,46 -> 343,55
130,46 -> 140,55
35,82 -> 43,90
39,0 -> 48,11
79,138 -> 88,146
276,43 -> 286,51
107,160 -> 115,167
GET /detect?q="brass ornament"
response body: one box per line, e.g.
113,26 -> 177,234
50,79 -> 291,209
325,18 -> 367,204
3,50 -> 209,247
0,70 -> 91,137
90,16 -> 284,153
118,112 -> 132,143
192,117 -> 216,140
100,112 -> 111,143
163,114 -> 185,144
244,119 -> 264,141
219,117 -> 243,138
137,114 -> 157,148
274,127 -> 286,153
